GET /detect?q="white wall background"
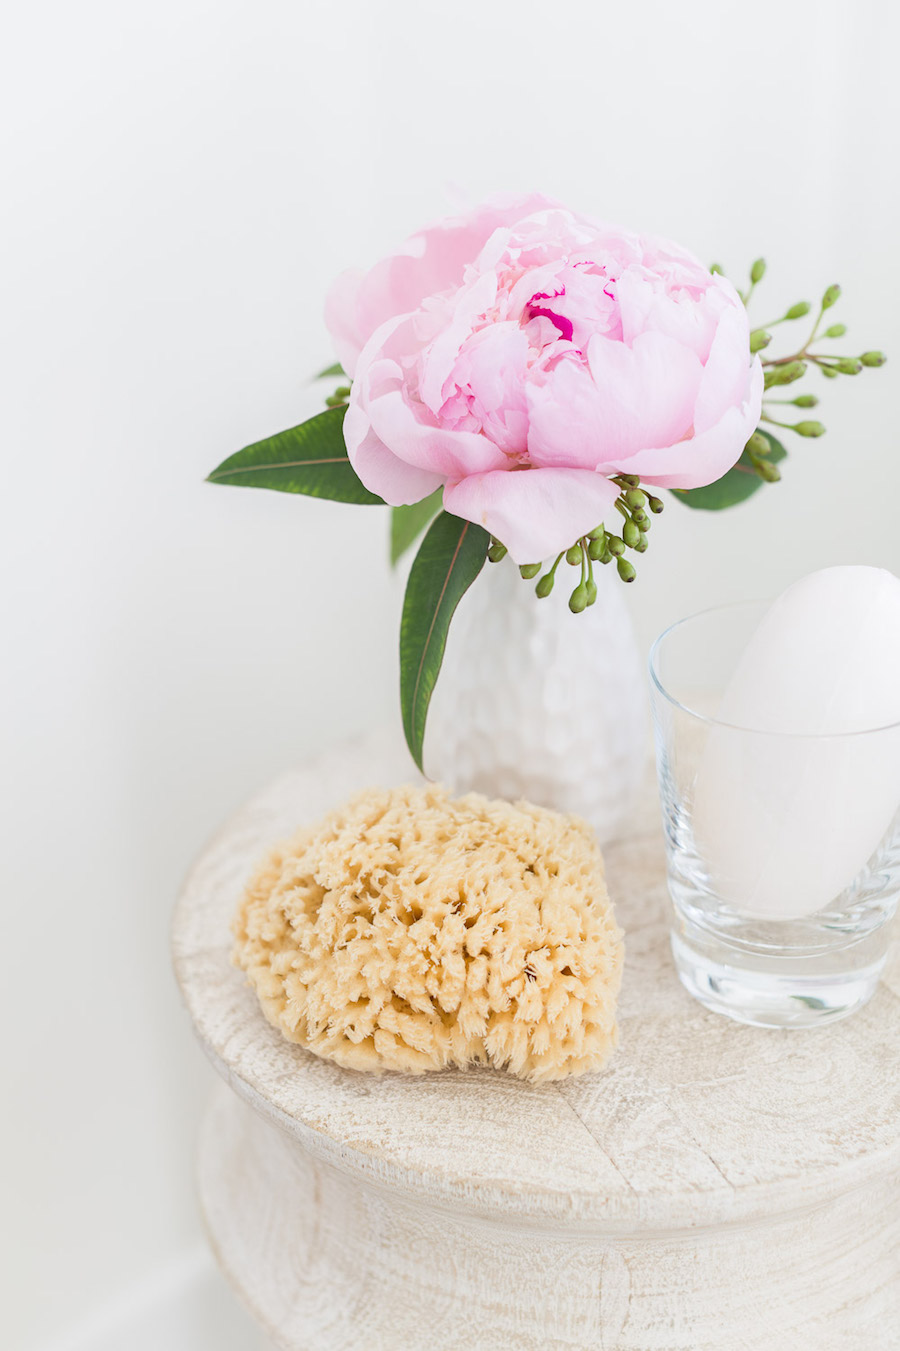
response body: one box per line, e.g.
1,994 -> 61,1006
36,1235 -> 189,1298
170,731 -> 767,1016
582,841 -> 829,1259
3,0 -> 898,1345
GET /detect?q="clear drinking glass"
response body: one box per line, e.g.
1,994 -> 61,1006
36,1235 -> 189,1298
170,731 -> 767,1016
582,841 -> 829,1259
649,601 -> 900,1028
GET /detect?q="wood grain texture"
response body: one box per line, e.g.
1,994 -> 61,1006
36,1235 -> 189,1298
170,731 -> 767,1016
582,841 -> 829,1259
175,731 -> 900,1347
199,1087 -> 900,1351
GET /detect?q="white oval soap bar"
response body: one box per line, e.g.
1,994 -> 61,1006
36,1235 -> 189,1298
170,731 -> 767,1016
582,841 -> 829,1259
693,566 -> 900,920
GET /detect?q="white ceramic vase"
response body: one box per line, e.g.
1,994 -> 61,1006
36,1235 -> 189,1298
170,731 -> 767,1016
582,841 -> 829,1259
425,555 -> 646,843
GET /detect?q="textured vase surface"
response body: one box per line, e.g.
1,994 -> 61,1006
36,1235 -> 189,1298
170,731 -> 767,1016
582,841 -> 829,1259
425,556 -> 646,843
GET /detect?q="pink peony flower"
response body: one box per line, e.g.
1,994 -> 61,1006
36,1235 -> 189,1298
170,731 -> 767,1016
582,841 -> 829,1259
326,195 -> 763,563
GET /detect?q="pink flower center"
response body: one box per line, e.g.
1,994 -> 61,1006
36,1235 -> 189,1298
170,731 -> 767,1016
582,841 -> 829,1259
524,288 -> 574,343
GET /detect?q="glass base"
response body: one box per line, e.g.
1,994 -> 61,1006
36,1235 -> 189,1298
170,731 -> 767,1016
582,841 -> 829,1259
670,927 -> 886,1029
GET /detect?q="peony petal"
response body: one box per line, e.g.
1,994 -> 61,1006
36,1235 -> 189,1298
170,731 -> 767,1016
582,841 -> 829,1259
417,269 -> 499,414
443,322 -> 530,454
353,315 -> 510,482
693,306 -> 760,435
368,387 -> 510,480
323,267 -> 367,379
638,233 -> 710,274
587,330 -> 702,456
344,395 -> 444,505
616,266 -> 728,362
525,359 -> 610,470
443,467 -> 620,563
323,194 -> 559,376
599,357 -> 764,489
527,332 -> 701,471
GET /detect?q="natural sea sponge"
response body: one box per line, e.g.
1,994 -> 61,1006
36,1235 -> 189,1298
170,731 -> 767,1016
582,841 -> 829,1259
233,784 -> 623,1082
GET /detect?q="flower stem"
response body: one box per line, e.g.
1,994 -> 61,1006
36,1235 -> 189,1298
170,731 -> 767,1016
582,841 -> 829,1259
760,414 -> 793,429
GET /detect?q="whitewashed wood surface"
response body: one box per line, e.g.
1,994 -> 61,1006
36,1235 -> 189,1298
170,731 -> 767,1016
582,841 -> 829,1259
174,730 -> 900,1348
198,1085 -> 900,1351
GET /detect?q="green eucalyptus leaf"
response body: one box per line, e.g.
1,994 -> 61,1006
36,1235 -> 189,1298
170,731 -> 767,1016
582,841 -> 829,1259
390,491 -> 444,567
317,361 -> 345,378
207,407 -> 383,504
672,432 -> 787,511
400,512 -> 490,771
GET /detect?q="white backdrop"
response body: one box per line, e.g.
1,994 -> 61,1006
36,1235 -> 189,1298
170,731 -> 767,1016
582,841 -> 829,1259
3,0 -> 899,1345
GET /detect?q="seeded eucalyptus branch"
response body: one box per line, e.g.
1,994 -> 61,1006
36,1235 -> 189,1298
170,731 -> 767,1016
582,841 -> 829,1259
747,266 -> 885,453
502,476 -> 666,610
677,260 -> 886,511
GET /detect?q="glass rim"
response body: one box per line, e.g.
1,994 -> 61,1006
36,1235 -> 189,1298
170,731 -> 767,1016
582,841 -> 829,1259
648,597 -> 900,740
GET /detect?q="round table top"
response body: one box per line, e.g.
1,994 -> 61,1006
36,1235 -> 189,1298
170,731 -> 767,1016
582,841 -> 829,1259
173,730 -> 900,1234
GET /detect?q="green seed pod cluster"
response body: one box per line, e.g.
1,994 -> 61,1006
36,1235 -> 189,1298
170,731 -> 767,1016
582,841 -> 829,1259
324,384 -> 352,408
756,459 -> 781,482
523,469 -> 661,606
569,583 -> 589,614
731,254 -> 886,494
764,360 -> 807,388
622,518 -> 641,549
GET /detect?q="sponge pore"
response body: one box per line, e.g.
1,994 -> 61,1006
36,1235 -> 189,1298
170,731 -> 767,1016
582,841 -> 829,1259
233,784 -> 623,1082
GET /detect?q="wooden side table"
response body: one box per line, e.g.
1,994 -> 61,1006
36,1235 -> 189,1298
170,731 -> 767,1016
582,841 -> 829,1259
173,733 -> 900,1350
